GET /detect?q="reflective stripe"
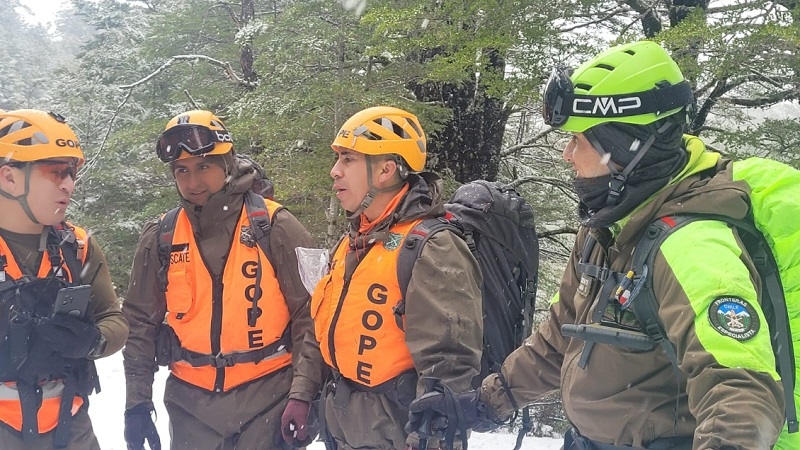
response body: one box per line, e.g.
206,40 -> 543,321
0,380 -> 83,433
0,380 -> 65,400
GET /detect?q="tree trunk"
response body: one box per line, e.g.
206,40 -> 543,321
407,48 -> 510,183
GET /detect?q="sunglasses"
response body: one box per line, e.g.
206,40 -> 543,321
542,67 -> 693,128
8,160 -> 78,182
156,125 -> 232,163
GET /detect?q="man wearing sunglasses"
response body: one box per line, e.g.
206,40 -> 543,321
123,110 -> 324,449
408,41 -> 787,449
0,109 -> 129,449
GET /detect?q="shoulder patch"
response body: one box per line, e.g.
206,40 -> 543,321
384,232 -> 403,251
708,296 -> 760,341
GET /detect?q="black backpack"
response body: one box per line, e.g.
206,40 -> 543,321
395,180 -> 539,448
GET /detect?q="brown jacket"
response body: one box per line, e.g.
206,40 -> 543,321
310,172 -> 484,450
482,144 -> 784,450
122,157 -> 325,432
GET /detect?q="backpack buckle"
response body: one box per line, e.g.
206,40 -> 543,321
211,353 -> 236,368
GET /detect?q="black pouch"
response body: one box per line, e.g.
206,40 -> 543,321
155,324 -> 181,366
392,370 -> 418,408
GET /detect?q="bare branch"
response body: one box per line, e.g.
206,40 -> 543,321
538,227 -> 578,238
509,175 -> 572,191
118,55 -> 258,90
78,89 -> 134,179
724,89 -> 800,107
501,128 -> 555,158
183,90 -> 201,109
558,7 -> 627,32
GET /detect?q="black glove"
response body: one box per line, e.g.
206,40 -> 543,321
124,404 -> 161,450
407,389 -> 491,439
35,313 -> 101,359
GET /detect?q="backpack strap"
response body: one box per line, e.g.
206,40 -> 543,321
243,190 -> 280,270
394,216 -> 466,331
630,214 -> 797,433
156,206 -> 182,293
47,224 -> 83,284
242,190 -> 282,327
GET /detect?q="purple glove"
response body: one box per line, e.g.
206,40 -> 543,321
281,399 -> 312,447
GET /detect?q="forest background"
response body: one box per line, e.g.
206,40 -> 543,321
3,0 -> 800,435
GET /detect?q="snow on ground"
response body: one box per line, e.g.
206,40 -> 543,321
89,351 -> 562,449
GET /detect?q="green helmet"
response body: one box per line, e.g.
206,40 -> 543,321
543,40 -> 693,132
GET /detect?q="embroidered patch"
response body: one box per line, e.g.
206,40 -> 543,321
708,296 -> 760,341
384,232 -> 403,251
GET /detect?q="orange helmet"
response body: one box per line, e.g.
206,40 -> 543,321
0,110 -> 84,165
156,110 -> 233,162
331,106 -> 427,172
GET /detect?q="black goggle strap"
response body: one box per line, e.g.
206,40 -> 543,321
554,80 -> 692,122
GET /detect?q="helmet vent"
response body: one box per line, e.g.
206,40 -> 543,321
624,50 -> 635,55
374,118 -> 410,139
0,120 -> 30,139
361,130 -> 383,140
406,118 -> 423,137
575,83 -> 593,91
353,125 -> 381,141
595,63 -> 615,71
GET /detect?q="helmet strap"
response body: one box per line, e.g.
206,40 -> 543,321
346,155 -> 405,220
585,132 -> 656,207
0,164 -> 41,225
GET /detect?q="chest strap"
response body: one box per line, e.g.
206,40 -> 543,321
163,326 -> 290,368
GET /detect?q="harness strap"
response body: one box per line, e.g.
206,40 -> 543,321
53,374 -> 80,448
178,328 -> 290,368
17,379 -> 40,440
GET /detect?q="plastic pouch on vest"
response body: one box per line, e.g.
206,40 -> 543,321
296,247 -> 329,295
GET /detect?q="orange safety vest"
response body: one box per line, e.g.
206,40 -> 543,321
311,220 -> 419,387
165,202 -> 292,392
0,224 -> 88,433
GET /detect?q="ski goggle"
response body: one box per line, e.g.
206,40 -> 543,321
542,67 -> 694,128
542,67 -> 574,127
156,125 -> 231,162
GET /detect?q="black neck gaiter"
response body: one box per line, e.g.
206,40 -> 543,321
573,174 -> 613,212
